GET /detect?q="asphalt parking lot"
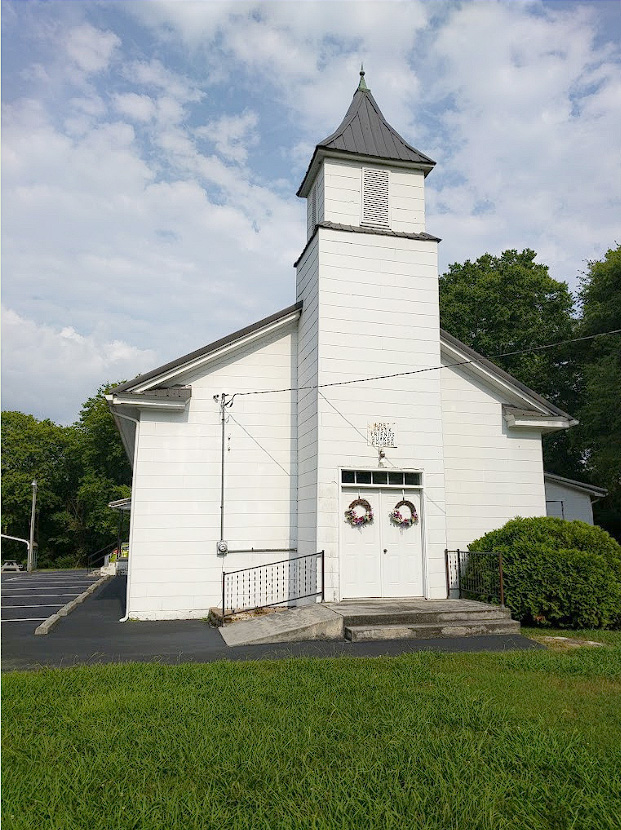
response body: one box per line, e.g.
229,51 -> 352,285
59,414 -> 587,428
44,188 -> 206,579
1,574 -> 541,671
1,569 -> 101,633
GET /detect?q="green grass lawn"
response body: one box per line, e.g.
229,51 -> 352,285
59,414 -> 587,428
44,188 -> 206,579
3,644 -> 621,830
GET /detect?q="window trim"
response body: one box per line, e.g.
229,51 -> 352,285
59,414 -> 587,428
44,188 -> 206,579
340,468 -> 423,489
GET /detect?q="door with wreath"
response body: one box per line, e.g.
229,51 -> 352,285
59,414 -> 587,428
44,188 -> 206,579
340,488 -> 423,598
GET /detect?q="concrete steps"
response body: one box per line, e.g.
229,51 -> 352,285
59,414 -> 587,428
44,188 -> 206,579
328,598 -> 519,643
338,608 -> 510,627
215,598 -> 520,647
345,618 -> 520,642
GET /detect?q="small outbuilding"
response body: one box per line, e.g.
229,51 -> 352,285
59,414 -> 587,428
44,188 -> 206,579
544,473 -> 608,524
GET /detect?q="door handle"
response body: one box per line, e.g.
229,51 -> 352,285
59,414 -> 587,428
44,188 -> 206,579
383,549 -> 387,554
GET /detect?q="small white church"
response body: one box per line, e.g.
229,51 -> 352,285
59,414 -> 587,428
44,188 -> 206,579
108,71 -> 577,620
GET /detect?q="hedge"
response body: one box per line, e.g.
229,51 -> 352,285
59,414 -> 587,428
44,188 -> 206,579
469,517 -> 621,629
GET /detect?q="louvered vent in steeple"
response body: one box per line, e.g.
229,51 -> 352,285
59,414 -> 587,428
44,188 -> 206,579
362,168 -> 389,228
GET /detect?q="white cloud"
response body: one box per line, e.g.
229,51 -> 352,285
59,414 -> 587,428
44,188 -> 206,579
125,59 -> 203,103
112,92 -> 157,123
1,307 -> 156,424
1,81 -> 304,423
195,110 -> 259,163
64,23 -> 120,74
2,0 -> 620,425
424,1 -> 621,281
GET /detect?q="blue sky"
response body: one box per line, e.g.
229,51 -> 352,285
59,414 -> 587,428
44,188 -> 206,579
2,0 -> 620,423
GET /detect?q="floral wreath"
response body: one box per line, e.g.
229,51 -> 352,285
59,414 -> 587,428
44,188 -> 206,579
389,499 -> 418,527
344,498 -> 374,527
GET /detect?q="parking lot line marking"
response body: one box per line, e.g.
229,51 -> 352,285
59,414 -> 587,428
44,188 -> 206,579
4,604 -> 65,609
1,618 -> 48,622
2,585 -> 96,591
2,585 -> 93,589
1,593 -> 81,598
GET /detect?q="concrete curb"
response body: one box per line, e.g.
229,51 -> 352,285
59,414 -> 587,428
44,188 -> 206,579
34,575 -> 112,636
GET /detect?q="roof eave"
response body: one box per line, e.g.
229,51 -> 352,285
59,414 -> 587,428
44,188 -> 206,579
105,396 -> 138,464
297,146 -> 435,198
503,410 -> 576,433
113,301 -> 303,395
544,472 -> 608,499
440,330 -> 576,421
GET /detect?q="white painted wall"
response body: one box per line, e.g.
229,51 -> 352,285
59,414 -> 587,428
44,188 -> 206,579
321,159 -> 425,233
296,234 -> 320,557
295,216 -> 447,600
441,358 -> 547,550
127,324 -> 298,619
545,480 -> 594,524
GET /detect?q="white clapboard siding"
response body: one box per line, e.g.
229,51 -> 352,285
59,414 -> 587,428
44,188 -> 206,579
296,223 -> 447,600
295,234 -> 320,551
319,159 -> 426,233
441,359 -> 547,550
544,480 -> 594,524
127,324 -> 299,618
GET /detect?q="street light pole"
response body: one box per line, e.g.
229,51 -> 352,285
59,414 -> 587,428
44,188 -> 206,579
28,479 -> 37,573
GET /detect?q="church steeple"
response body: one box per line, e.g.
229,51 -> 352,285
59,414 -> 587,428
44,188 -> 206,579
298,68 -> 435,198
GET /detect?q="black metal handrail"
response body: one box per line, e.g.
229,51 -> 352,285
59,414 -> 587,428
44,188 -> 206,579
445,549 -> 505,606
222,551 -> 325,618
86,542 -> 117,570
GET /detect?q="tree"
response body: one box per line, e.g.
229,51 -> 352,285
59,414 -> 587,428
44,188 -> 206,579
439,249 -> 581,478
1,412 -> 77,564
576,245 -> 621,539
65,383 -> 132,560
1,383 -> 131,566
75,383 -> 132,486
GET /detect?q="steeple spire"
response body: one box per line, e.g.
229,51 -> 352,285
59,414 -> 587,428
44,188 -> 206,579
297,69 -> 436,197
358,63 -> 368,91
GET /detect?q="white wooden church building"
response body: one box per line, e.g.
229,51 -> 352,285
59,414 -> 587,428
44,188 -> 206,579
108,72 -> 576,620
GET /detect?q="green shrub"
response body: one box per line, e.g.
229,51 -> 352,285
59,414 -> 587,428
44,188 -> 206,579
469,517 -> 621,629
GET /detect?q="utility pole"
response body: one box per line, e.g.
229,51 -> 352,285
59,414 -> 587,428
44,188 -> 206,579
27,479 -> 37,573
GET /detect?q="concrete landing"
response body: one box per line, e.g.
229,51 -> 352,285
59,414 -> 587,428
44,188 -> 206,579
218,598 -> 518,647
324,597 -> 509,623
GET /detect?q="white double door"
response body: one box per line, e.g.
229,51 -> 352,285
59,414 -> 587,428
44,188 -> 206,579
340,488 -> 423,598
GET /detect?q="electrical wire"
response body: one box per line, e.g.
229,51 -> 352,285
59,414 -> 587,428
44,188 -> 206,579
227,413 -> 291,477
231,328 -> 621,399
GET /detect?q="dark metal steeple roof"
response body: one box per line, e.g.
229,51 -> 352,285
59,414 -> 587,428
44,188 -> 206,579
298,67 -> 435,197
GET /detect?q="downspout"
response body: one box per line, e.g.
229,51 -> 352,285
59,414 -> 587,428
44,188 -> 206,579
220,393 -> 226,546
112,408 -> 140,623
215,393 -> 234,556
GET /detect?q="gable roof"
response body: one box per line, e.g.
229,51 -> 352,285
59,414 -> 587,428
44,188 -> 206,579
298,73 -> 435,197
111,297 -> 572,423
440,329 -> 575,421
112,301 -> 302,395
544,472 -> 608,499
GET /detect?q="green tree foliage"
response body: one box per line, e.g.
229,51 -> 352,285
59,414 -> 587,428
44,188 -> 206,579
439,248 -> 583,480
576,245 -> 621,538
439,249 -> 575,405
469,517 -> 621,629
76,384 -> 132,486
1,412 -> 75,562
1,384 -> 131,567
